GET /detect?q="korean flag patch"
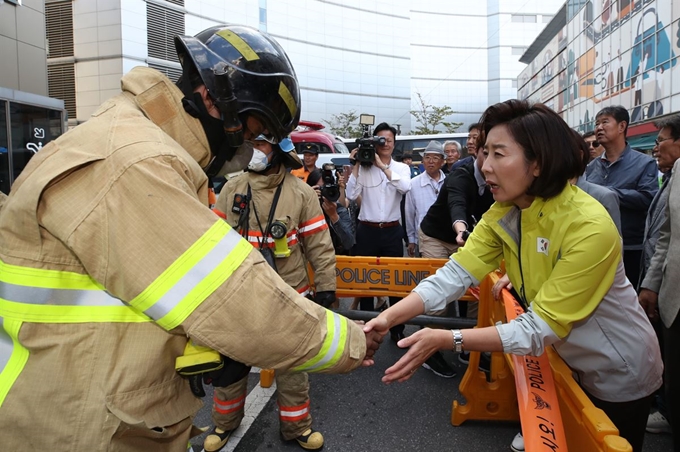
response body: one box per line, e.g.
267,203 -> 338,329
537,237 -> 550,256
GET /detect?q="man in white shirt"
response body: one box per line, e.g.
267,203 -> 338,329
404,140 -> 457,379
405,141 -> 446,258
346,122 -> 411,342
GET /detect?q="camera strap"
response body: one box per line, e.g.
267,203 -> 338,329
248,181 -> 284,251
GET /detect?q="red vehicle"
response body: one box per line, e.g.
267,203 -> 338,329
290,120 -> 350,168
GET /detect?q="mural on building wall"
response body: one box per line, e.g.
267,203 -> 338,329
519,0 -> 680,131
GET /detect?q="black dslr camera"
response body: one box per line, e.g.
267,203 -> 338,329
320,163 -> 340,202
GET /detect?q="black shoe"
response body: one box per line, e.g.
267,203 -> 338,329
458,351 -> 470,365
422,351 -> 457,378
457,351 -> 491,373
390,331 -> 406,343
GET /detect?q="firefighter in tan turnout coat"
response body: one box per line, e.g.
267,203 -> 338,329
0,25 -> 378,451
207,135 -> 336,450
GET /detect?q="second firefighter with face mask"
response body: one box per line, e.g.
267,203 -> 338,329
211,135 -> 336,451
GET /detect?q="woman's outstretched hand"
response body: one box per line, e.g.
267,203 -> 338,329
382,328 -> 445,384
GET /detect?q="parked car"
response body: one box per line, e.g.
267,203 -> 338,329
290,120 -> 351,168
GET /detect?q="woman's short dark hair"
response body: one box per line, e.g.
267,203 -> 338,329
478,99 -> 583,200
306,169 -> 323,187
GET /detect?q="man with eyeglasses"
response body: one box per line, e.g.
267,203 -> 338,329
639,113 -> 680,450
586,105 -> 658,288
583,130 -> 603,162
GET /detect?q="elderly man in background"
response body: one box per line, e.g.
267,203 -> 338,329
442,140 -> 461,174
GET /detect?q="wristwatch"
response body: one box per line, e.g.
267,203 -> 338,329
451,329 -> 464,353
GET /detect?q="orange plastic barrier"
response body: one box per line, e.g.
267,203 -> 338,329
501,286 -> 568,452
453,272 -> 632,452
314,256 -> 453,298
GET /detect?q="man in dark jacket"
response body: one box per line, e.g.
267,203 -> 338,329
418,143 -> 494,258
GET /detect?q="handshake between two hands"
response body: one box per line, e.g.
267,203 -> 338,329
357,316 -> 443,384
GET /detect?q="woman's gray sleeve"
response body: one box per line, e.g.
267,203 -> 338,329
495,310 -> 561,356
413,258 -> 479,314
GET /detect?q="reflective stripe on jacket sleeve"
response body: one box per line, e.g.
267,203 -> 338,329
292,310 -> 348,372
0,220 -> 251,330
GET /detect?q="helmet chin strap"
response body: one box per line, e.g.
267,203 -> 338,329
177,65 -> 245,179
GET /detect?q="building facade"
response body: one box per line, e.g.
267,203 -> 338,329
48,0 -> 562,133
1,0 -> 66,193
518,0 -> 680,147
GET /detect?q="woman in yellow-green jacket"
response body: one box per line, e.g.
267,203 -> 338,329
365,99 -> 662,452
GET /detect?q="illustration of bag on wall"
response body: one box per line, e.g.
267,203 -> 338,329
625,7 -> 675,88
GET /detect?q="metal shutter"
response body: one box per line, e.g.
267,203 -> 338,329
47,63 -> 76,120
46,1 -> 75,120
45,0 -> 74,59
146,1 -> 185,63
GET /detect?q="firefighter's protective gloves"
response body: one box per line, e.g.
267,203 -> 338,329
176,340 -> 251,397
314,291 -> 336,308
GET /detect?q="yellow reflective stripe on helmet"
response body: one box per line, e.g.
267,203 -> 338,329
130,220 -> 252,331
278,81 -> 297,117
292,311 -> 348,372
0,318 -> 28,407
216,29 -> 259,61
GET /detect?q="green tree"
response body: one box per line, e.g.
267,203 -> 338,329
409,92 -> 463,135
322,110 -> 364,138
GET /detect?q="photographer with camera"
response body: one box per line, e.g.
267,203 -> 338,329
307,166 -> 355,255
346,122 -> 412,342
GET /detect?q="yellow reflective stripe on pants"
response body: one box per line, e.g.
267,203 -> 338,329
292,311 -> 348,372
0,317 -> 28,407
130,220 -> 252,331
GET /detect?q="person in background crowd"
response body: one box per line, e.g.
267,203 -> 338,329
442,140 -> 461,173
638,114 -> 680,443
586,105 -> 658,287
451,123 -> 482,172
404,140 -> 456,378
367,99 -> 662,452
583,130 -> 603,162
400,152 -> 421,242
210,135 -> 337,451
307,169 -> 356,255
291,143 -> 320,182
346,122 -> 411,342
405,141 -> 446,258
401,152 -> 421,178
0,24 -> 379,451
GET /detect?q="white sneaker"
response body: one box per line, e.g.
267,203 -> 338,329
510,432 -> 524,452
646,411 -> 672,434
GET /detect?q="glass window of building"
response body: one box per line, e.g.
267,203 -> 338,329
0,101 -> 8,195
9,103 -> 63,185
